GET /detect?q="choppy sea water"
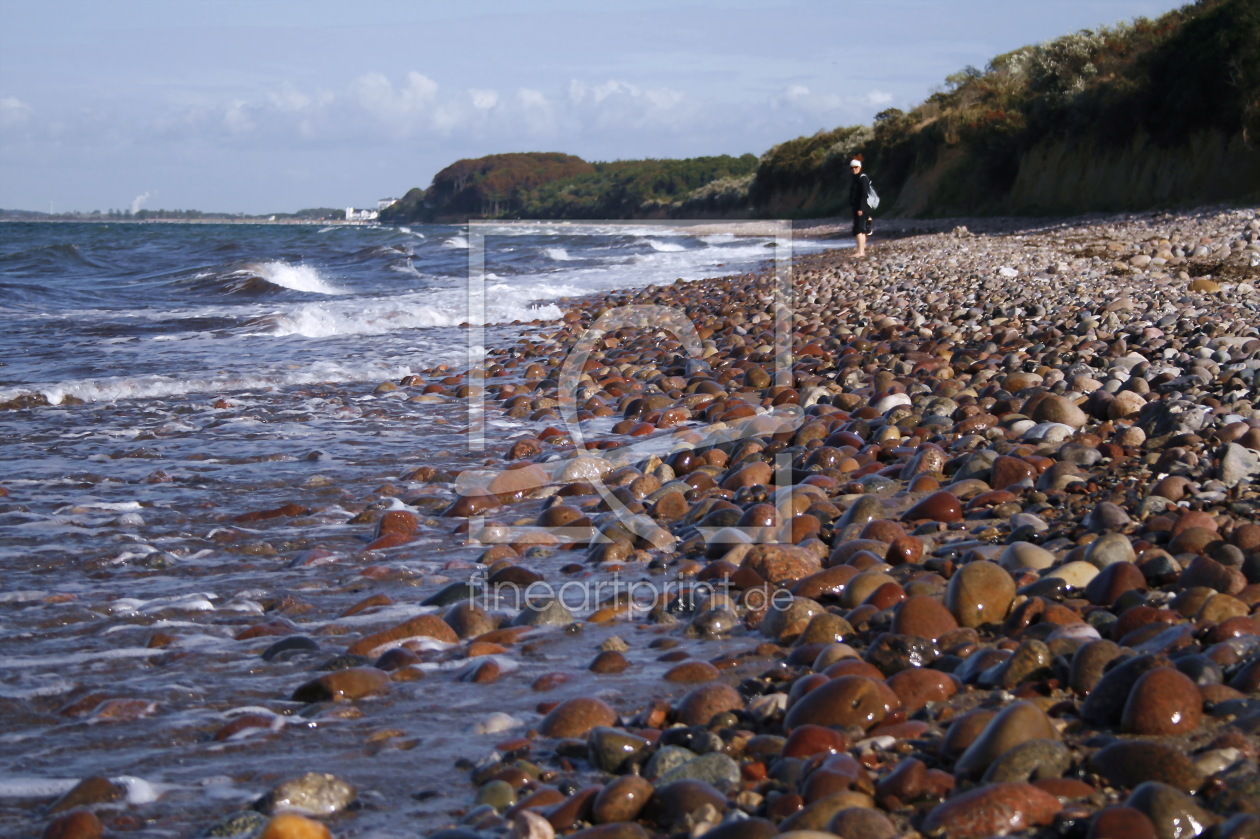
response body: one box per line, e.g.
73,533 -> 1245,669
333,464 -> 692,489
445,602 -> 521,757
0,220 -> 844,836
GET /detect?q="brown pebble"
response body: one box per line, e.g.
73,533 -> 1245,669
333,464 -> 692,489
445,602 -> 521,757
48,776 -> 126,814
784,675 -> 893,732
955,700 -> 1058,779
891,594 -> 958,641
663,660 -> 720,683
590,650 -> 629,674
1087,805 -> 1159,839
291,667 -> 390,703
673,682 -> 743,726
347,614 -> 458,657
902,490 -> 963,523
591,775 -> 654,824
42,811 -> 103,839
539,697 -> 617,738
1121,667 -> 1203,736
945,560 -> 1015,628
922,781 -> 1061,839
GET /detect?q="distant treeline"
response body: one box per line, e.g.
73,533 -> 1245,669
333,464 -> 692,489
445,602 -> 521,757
382,0 -> 1259,223
381,153 -> 757,223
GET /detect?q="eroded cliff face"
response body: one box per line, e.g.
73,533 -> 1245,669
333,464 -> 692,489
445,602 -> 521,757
890,131 -> 1260,218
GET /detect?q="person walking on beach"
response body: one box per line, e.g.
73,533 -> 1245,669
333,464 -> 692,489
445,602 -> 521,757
849,158 -> 872,257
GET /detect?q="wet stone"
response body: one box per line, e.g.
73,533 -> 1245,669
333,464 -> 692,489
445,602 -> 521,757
642,778 -> 728,831
1088,806 -> 1159,839
1089,740 -> 1207,793
890,594 -> 958,641
673,682 -> 743,727
982,738 -> 1070,783
945,560 -> 1016,628
588,726 -> 651,773
591,775 -> 654,824
1121,667 -> 1204,736
1125,781 -> 1217,839
48,776 -> 126,814
922,781 -> 1062,839
255,772 -> 357,816
656,752 -> 741,790
827,806 -> 898,839
784,675 -> 890,732
42,811 -> 104,839
259,813 -> 332,839
523,686 -> 607,735
644,745 -> 698,780
291,667 -> 390,703
955,700 -> 1058,779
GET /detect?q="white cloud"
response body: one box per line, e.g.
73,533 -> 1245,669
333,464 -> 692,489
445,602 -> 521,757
223,101 -> 255,134
469,89 -> 498,110
0,96 -> 34,131
775,85 -> 843,115
866,90 -> 894,106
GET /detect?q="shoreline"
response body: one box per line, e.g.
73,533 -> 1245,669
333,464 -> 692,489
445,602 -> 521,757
19,204 -> 1260,839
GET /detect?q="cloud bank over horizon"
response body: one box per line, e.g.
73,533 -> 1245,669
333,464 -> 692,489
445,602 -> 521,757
0,0 -> 1189,214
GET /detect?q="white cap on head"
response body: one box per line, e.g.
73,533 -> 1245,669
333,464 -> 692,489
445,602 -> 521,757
849,159 -> 862,168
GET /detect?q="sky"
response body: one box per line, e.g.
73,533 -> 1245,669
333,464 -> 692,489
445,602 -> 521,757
0,0 -> 1190,216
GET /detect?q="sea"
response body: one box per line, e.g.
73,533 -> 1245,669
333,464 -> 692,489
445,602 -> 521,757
0,220 -> 845,837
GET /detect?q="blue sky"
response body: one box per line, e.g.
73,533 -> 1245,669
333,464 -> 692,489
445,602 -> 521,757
0,0 -> 1188,215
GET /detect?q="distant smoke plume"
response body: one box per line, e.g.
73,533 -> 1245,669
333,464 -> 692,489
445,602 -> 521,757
130,191 -> 154,214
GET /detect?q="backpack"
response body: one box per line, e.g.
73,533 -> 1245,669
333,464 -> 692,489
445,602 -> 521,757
866,178 -> 880,211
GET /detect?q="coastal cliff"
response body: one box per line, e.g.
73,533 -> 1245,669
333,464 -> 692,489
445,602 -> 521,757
384,0 -> 1259,223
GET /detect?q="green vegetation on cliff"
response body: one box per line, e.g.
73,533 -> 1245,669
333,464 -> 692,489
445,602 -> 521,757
383,0 -> 1259,224
381,153 -> 757,223
754,0 -> 1260,216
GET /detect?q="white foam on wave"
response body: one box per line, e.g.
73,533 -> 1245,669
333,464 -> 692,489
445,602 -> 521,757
2,356 -> 429,406
251,261 -> 343,295
443,236 -> 470,249
4,646 -> 158,669
265,285 -> 566,339
544,247 -> 573,261
645,238 -> 687,252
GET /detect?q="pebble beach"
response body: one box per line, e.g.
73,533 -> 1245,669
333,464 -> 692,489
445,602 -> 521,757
15,205 -> 1260,839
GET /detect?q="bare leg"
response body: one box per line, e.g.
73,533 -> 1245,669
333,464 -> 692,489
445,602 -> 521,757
855,231 -> 866,257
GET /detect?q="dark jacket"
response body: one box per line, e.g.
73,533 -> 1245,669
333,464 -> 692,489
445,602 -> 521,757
849,172 -> 870,213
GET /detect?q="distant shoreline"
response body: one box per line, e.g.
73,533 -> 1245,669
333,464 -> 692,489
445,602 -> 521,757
0,217 -> 369,226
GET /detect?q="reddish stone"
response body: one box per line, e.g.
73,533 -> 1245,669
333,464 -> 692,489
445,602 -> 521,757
991,455 -> 1035,489
858,519 -> 908,544
782,723 -> 849,758
885,535 -> 925,565
663,661 -> 720,683
1179,555 -> 1246,594
784,675 -> 894,732
1085,561 -> 1147,606
922,782 -> 1061,839
902,491 -> 963,523
887,668 -> 957,714
539,697 -> 617,738
347,614 -> 458,657
891,595 -> 958,641
1170,510 -> 1218,537
1121,667 -> 1203,735
673,682 -> 743,726
291,667 -> 390,703
1087,805 -> 1159,839
42,810 -> 103,839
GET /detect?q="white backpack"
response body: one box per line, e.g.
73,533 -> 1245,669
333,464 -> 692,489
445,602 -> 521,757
866,178 -> 881,210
